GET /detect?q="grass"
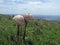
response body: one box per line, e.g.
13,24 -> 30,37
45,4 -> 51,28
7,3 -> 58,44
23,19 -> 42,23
0,14 -> 60,45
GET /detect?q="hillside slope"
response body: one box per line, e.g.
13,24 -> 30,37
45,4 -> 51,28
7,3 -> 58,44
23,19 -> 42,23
0,15 -> 60,45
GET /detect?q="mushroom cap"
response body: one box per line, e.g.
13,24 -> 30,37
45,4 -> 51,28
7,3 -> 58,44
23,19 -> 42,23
13,15 -> 25,25
24,14 -> 34,22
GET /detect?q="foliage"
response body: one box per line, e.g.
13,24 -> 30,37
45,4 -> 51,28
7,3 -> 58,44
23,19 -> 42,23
0,15 -> 60,45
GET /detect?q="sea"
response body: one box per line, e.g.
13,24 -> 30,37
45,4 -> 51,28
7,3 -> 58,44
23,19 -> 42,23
2,14 -> 60,21
34,15 -> 60,21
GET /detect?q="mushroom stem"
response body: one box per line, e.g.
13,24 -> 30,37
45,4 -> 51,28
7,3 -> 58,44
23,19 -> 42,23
17,24 -> 20,42
23,21 -> 27,43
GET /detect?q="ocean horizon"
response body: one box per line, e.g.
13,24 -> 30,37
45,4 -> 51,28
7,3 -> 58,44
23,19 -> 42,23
0,14 -> 60,21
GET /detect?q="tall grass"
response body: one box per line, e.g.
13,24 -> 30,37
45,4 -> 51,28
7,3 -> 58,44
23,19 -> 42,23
0,15 -> 60,45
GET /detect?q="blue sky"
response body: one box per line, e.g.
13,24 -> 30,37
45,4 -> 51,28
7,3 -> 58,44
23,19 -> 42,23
0,0 -> 60,15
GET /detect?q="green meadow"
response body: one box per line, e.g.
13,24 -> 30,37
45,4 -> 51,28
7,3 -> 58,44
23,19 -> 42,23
0,14 -> 60,45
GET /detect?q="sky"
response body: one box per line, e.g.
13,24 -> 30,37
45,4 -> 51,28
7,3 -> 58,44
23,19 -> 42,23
0,0 -> 60,15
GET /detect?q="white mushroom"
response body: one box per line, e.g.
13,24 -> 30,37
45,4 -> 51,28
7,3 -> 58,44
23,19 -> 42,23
13,15 -> 25,25
13,14 -> 34,43
24,13 -> 34,22
13,15 -> 25,41
23,13 -> 34,42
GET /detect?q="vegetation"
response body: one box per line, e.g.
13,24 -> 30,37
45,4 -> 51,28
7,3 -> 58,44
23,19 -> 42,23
0,14 -> 60,45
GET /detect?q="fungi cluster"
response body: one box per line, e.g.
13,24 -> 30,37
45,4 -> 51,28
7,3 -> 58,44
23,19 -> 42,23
13,14 -> 34,44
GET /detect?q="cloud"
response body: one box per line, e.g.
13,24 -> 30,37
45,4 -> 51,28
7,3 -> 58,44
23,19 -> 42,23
27,1 -> 42,5
0,0 -> 4,3
0,0 -> 60,15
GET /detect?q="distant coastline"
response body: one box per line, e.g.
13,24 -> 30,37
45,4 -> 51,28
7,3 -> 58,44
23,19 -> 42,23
0,14 -> 60,21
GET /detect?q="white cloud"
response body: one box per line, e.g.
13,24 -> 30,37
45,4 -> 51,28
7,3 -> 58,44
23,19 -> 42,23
10,0 -> 23,2
0,0 -> 4,3
0,0 -> 60,15
15,1 -> 60,15
12,0 -> 16,1
28,1 -> 42,5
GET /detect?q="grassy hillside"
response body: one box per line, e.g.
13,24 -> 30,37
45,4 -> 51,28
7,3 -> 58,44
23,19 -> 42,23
0,15 -> 60,45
